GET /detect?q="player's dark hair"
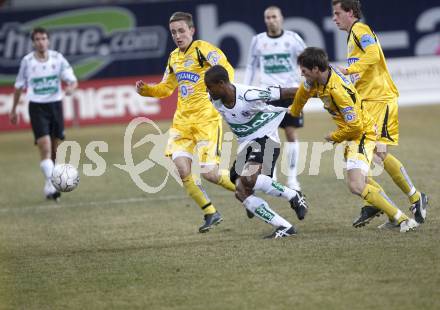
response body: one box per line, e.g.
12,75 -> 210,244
205,65 -> 230,84
31,27 -> 49,41
332,0 -> 363,19
169,12 -> 194,28
297,47 -> 329,72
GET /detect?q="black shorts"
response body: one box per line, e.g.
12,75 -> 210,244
271,98 -> 304,128
229,136 -> 280,184
28,101 -> 65,143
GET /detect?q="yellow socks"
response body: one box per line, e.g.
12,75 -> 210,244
361,184 -> 408,224
362,177 -> 384,206
182,175 -> 216,215
217,169 -> 236,192
383,153 -> 421,204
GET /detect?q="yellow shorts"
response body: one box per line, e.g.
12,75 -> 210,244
165,118 -> 223,165
363,98 -> 399,145
344,134 -> 376,174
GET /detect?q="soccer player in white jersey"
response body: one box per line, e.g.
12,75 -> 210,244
244,6 -> 306,190
205,65 -> 308,238
9,27 -> 78,201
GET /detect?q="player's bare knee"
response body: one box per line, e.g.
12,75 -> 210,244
176,166 -> 191,180
235,181 -> 249,202
240,174 -> 256,190
201,171 -> 216,183
347,181 -> 364,196
375,151 -> 387,162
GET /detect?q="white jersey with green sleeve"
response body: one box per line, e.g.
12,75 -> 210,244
210,83 -> 286,151
14,50 -> 77,103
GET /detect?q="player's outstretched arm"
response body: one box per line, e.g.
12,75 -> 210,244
135,78 -> 176,99
279,87 -> 298,100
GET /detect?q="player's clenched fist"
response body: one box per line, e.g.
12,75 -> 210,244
136,80 -> 150,96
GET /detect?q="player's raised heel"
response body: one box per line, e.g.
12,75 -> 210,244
353,206 -> 382,228
245,208 -> 254,219
410,192 -> 429,224
199,211 -> 223,233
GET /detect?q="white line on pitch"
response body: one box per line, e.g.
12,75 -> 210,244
0,193 -> 230,214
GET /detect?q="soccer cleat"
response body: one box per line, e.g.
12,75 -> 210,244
264,226 -> 297,239
410,192 -> 429,224
289,191 -> 308,220
46,191 -> 61,202
352,206 -> 383,228
199,211 -> 223,233
44,181 -> 61,202
245,208 -> 254,219
377,218 -> 419,232
399,218 -> 419,233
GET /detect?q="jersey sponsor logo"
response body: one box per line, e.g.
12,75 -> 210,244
207,51 -> 220,65
179,84 -> 194,97
176,71 -> 200,83
343,112 -> 357,123
360,34 -> 376,49
31,75 -> 59,95
263,53 -> 292,74
229,111 -> 281,137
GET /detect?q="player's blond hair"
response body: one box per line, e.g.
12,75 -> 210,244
169,12 -> 194,28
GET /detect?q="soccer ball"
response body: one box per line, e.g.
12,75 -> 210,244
51,164 -> 80,192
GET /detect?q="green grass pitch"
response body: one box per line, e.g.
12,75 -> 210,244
0,105 -> 439,309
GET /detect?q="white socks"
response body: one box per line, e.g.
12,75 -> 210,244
40,158 -> 54,180
285,141 -> 300,190
254,174 -> 297,201
243,195 -> 292,228
41,159 -> 56,195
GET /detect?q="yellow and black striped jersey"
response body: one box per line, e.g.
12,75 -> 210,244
290,66 -> 376,143
346,21 -> 398,101
140,40 -> 234,124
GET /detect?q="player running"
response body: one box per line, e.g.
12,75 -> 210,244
204,65 -> 308,239
136,12 -> 236,233
286,47 -> 418,233
9,27 -> 78,202
332,0 -> 428,228
244,6 -> 306,190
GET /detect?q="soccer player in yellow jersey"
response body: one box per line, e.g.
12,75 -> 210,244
286,47 -> 418,232
332,0 -> 428,228
135,12 -> 236,233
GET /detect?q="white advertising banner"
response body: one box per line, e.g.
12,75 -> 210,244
235,56 -> 440,112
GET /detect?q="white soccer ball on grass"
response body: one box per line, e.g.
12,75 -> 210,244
51,164 -> 80,192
